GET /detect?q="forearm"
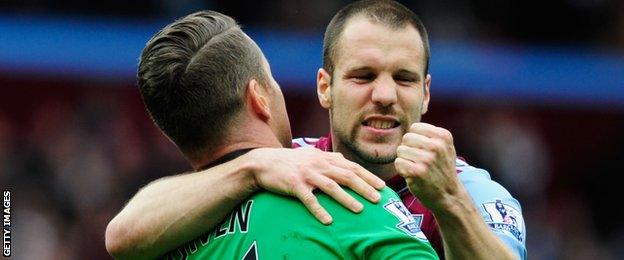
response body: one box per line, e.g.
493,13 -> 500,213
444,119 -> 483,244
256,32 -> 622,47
434,189 -> 517,260
105,157 -> 259,259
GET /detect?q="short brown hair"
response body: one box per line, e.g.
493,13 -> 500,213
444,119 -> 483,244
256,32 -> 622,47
323,0 -> 430,76
138,11 -> 267,159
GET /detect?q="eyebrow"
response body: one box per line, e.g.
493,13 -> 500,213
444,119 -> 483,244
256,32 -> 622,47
344,66 -> 375,74
343,67 -> 423,81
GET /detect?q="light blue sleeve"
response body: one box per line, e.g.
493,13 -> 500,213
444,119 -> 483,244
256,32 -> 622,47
457,160 -> 527,260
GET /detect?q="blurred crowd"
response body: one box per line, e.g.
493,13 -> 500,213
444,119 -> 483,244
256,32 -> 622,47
2,0 -> 624,48
0,84 -> 189,258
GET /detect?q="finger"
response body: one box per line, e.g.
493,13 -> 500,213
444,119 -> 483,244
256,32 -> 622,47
394,157 -> 427,180
295,189 -> 333,225
402,132 -> 452,157
329,156 -> 385,190
355,164 -> 386,190
409,122 -> 437,135
410,123 -> 454,144
310,174 -> 365,213
401,132 -> 432,149
328,165 -> 381,204
394,157 -> 414,178
397,145 -> 435,164
409,122 -> 443,138
345,160 -> 385,190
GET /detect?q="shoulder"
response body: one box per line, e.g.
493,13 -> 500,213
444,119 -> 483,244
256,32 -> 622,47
249,191 -> 311,215
322,187 -> 429,240
318,188 -> 437,258
456,159 -> 514,199
457,159 -> 527,259
247,189 -> 437,259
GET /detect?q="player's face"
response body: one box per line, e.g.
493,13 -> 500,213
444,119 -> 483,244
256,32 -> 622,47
320,17 -> 430,164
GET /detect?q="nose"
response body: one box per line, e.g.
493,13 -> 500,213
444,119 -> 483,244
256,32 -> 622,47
371,75 -> 398,107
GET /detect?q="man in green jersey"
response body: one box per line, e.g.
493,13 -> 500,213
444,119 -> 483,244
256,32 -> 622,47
134,10 -> 438,259
165,186 -> 434,259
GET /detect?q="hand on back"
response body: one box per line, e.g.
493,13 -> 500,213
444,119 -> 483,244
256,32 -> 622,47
248,147 -> 386,224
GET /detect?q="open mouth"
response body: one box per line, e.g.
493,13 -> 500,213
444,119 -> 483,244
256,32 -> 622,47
362,118 -> 400,130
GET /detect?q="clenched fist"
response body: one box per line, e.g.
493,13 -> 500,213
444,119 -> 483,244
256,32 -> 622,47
394,122 -> 464,214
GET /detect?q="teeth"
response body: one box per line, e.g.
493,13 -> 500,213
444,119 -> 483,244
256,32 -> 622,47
369,120 -> 395,129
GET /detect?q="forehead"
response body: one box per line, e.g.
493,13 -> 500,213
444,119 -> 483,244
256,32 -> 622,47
334,16 -> 426,72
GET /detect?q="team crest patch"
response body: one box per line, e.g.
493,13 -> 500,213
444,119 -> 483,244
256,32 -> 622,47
384,199 -> 428,241
483,200 -> 525,242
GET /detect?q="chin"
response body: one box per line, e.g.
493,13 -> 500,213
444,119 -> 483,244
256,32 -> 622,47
355,146 -> 397,164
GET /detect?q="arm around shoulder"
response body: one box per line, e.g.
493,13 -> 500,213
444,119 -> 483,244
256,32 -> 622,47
105,154 -> 259,259
105,147 -> 386,259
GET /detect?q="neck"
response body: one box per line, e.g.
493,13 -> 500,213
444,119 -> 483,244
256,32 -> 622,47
358,162 -> 397,181
190,119 -> 283,170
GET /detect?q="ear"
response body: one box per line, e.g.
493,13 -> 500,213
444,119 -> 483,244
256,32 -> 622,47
421,74 -> 431,115
247,79 -> 271,121
317,68 -> 332,109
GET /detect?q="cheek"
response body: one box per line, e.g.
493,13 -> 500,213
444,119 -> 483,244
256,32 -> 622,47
399,90 -> 424,113
331,93 -> 360,130
333,84 -> 369,108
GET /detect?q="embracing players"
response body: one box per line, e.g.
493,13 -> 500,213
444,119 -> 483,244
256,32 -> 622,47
107,1 -> 526,259
126,9 -> 438,259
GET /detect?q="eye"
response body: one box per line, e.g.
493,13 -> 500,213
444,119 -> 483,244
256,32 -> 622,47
394,75 -> 418,86
352,73 -> 375,83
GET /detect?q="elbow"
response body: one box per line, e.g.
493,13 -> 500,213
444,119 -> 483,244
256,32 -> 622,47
105,217 -> 142,259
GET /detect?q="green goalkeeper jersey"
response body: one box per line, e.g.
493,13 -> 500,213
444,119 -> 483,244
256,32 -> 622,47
164,187 -> 439,259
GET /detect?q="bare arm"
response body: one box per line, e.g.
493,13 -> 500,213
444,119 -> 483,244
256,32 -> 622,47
105,147 -> 385,259
395,123 -> 518,260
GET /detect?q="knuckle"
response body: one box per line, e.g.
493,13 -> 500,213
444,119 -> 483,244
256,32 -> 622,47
395,161 -> 408,176
301,193 -> 316,205
301,172 -> 315,183
394,158 -> 402,166
307,158 -> 325,169
347,163 -> 360,173
401,133 -> 412,143
431,139 -> 445,152
411,162 -> 427,175
296,165 -> 311,178
336,168 -> 353,182
396,145 -> 407,156
321,179 -> 338,191
420,153 -> 432,166
285,174 -> 300,188
424,153 -> 436,166
440,128 -> 453,143
410,122 -> 419,132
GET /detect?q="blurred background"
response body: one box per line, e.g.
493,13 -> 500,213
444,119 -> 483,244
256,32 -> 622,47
1,0 -> 623,259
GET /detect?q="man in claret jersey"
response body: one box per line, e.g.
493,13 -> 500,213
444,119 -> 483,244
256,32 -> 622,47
106,1 -> 526,259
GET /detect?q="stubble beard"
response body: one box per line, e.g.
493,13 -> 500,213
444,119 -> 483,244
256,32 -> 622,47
335,120 -> 402,165
331,101 -> 410,165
